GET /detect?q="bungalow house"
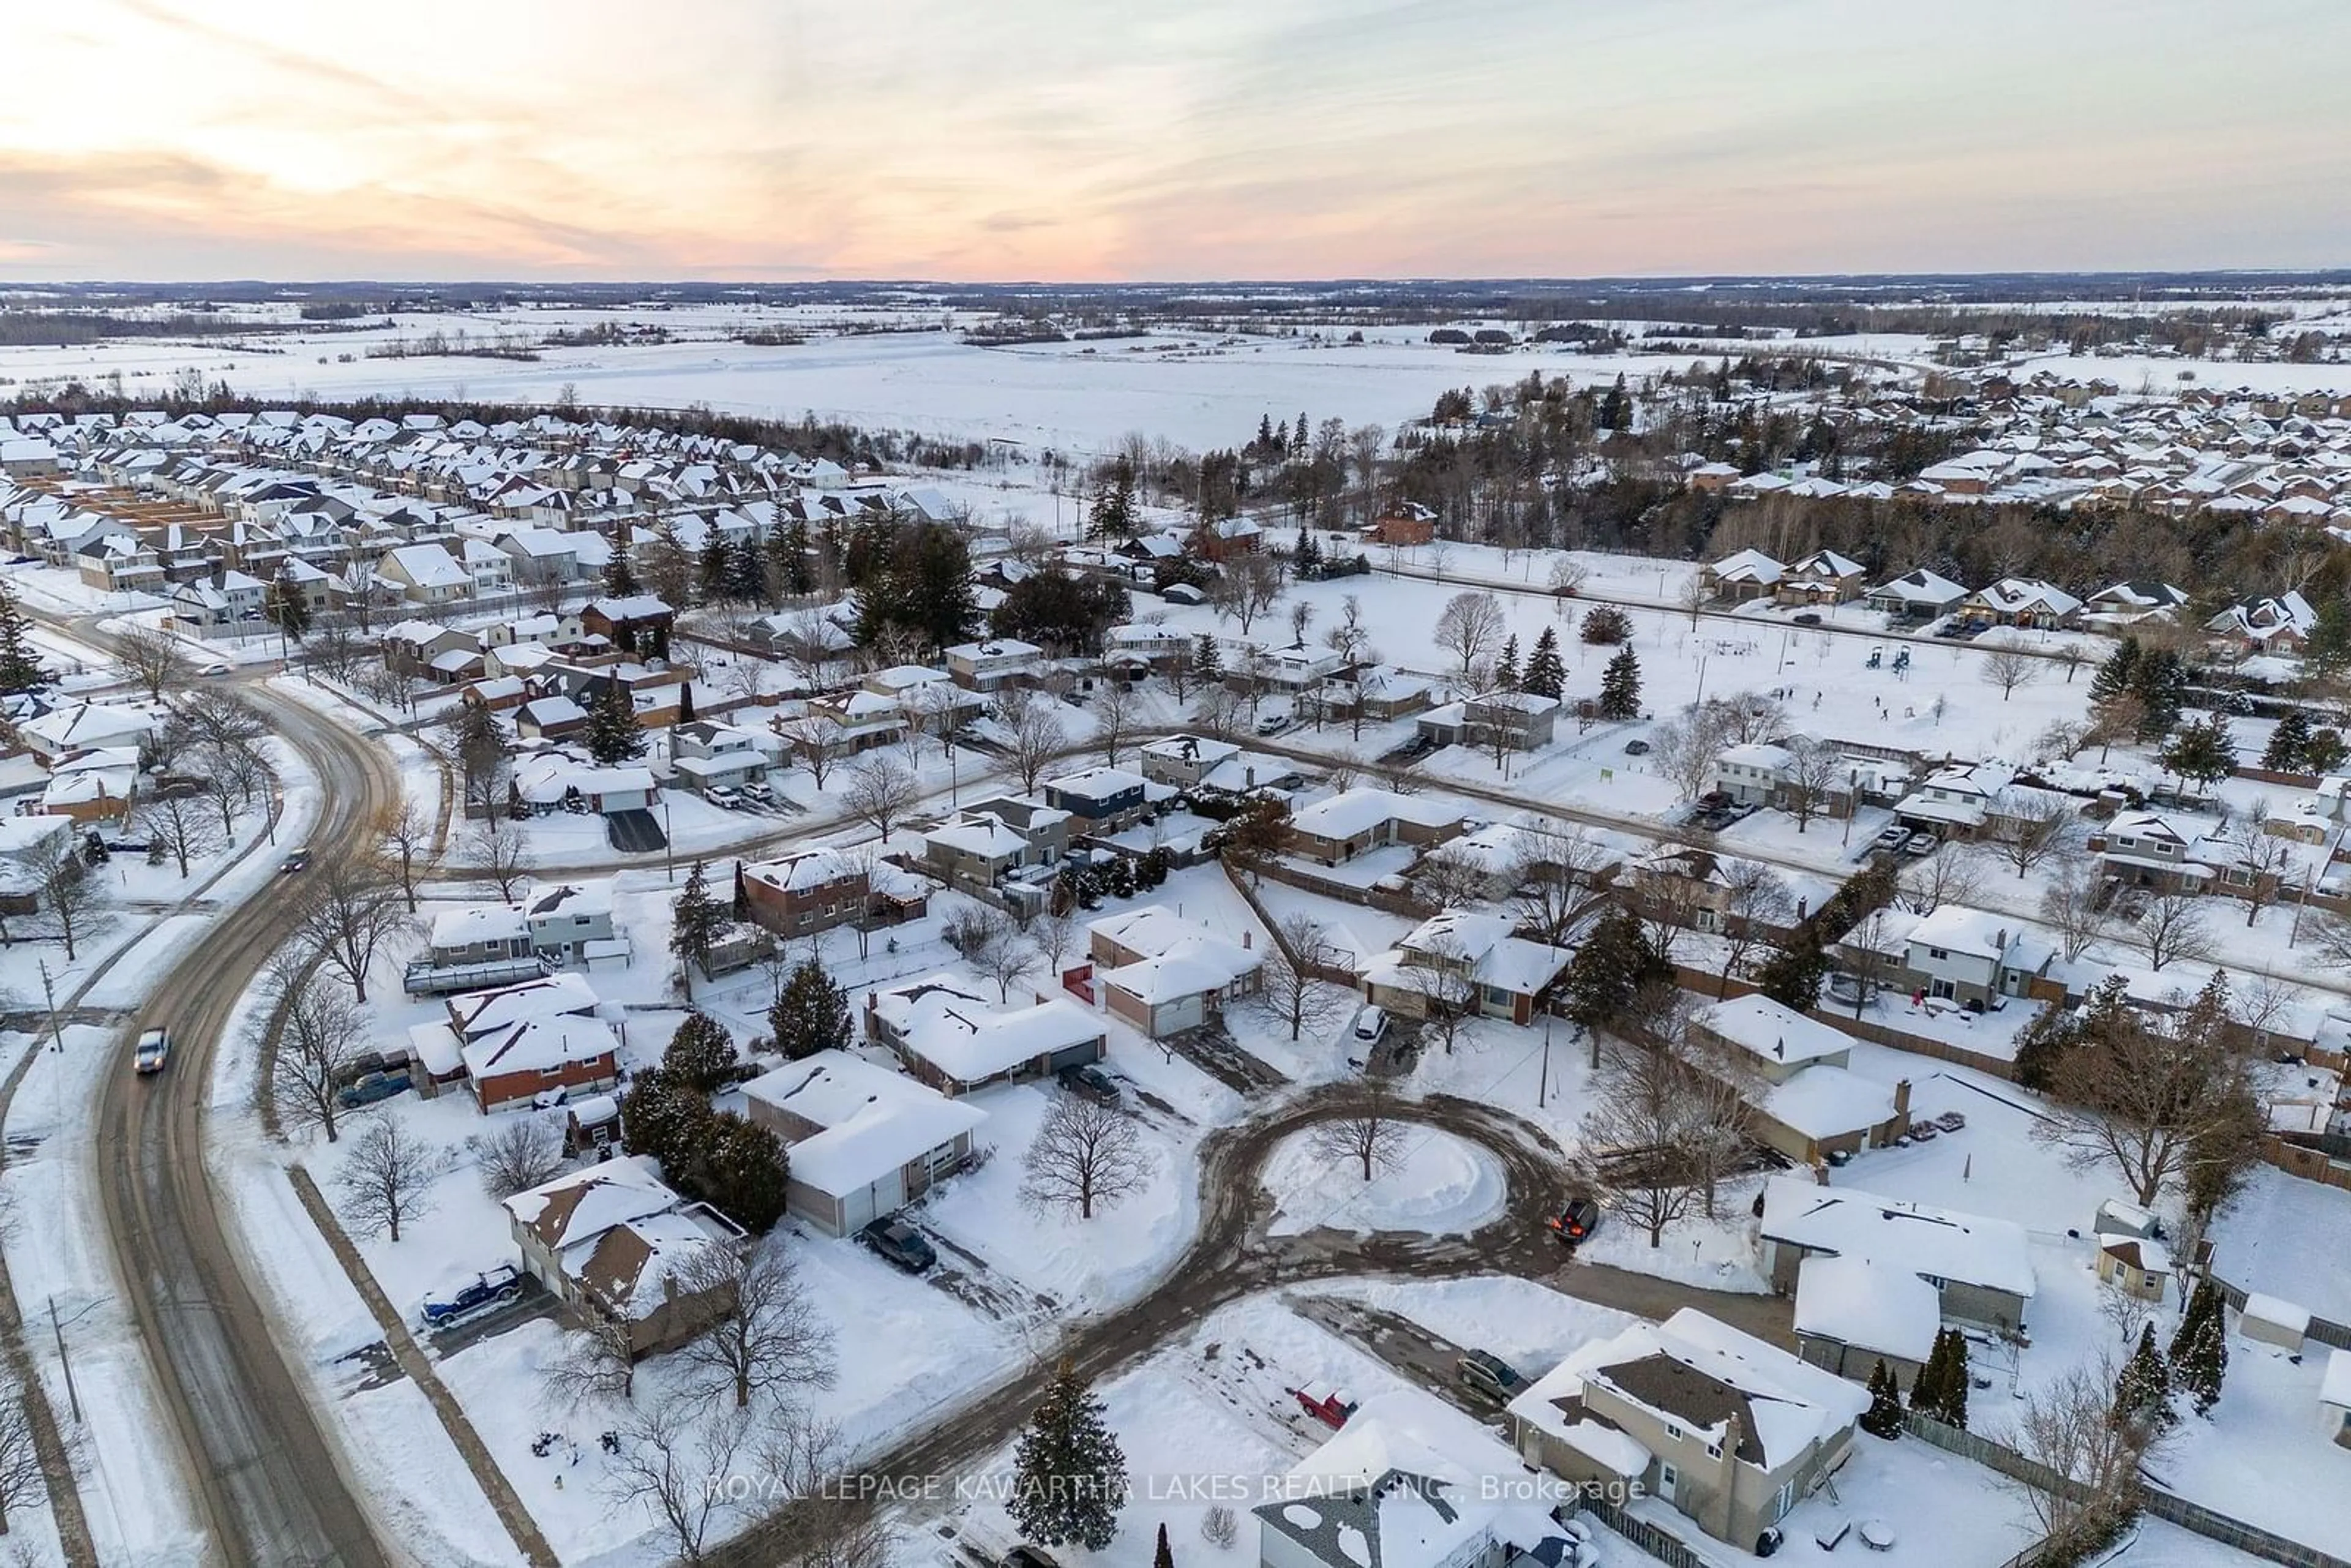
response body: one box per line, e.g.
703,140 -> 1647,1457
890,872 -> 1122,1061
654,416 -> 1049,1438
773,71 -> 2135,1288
922,796 -> 1071,898
580,594 -> 674,655
1313,664 -> 1439,726
1777,549 -> 1867,604
1359,909 -> 1570,1027
1364,501 -> 1438,546
1104,622 -> 1194,675
18,702 -> 158,767
1961,578 -> 2083,629
459,1013 -> 621,1113
37,749 -> 140,823
1862,568 -> 1968,623
1687,996 -> 1911,1165
1040,766 -> 1158,833
1789,1255 -> 1941,1385
1891,904 -> 2055,1007
1702,549 -> 1783,603
1507,1308 -> 1868,1553
1254,1388 -> 1574,1568
863,974 -> 1107,1096
1415,690 -> 1559,754
514,694 -> 590,742
2207,592 -> 2318,658
742,1051 -> 987,1237
737,849 -> 934,939
424,906 -> 533,968
2083,581 -> 2189,631
1138,734 -> 1243,790
942,638 -> 1043,692
861,664 -> 983,729
500,1157 -> 743,1359
1086,904 -> 1264,1037
509,755 -> 657,816
1758,1176 -> 2035,1340
1287,789 -> 1467,867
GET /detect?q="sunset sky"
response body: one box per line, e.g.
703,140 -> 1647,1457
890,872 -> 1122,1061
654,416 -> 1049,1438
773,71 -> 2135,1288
4,0 -> 2345,282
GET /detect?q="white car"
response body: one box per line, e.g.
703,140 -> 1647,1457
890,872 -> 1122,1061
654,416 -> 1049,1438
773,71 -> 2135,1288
1255,712 -> 1292,737
134,1027 -> 171,1075
198,661 -> 233,678
705,786 -> 744,809
1352,1006 -> 1389,1045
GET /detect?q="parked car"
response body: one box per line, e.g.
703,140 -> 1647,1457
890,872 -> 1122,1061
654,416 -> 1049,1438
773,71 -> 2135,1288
741,780 -> 776,806
1548,1195 -> 1603,1245
1291,1380 -> 1357,1429
1622,738 -> 1651,756
1352,1005 -> 1390,1045
858,1218 -> 936,1274
331,1051 -> 397,1089
1907,1120 -> 1941,1141
1872,824 -> 1911,851
1002,1550 -> 1060,1568
1254,711 -> 1292,737
280,851 -> 311,874
1792,611 -> 1823,627
705,785 -> 744,809
1457,1350 -> 1529,1402
420,1264 -> 522,1327
336,1069 -> 413,1109
1900,831 -> 1939,857
1056,1063 -> 1120,1105
133,1027 -> 171,1075
1934,1111 -> 1968,1133
198,660 -> 233,678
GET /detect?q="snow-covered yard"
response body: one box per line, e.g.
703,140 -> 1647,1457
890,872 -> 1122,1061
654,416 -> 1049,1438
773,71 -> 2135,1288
1258,1125 -> 1504,1237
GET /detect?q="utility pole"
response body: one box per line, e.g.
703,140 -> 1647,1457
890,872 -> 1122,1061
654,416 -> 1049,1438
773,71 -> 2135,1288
48,1297 -> 81,1423
1539,1015 -> 1551,1108
37,959 -> 62,1054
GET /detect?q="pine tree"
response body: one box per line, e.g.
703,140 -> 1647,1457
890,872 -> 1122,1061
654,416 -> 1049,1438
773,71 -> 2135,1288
2170,1278 -> 2229,1416
724,535 -> 770,605
2262,708 -> 2313,772
1154,1522 -> 1175,1568
0,581 -> 49,696
2132,647 -> 2189,738
2088,637 -> 2140,706
1194,634 -> 1223,682
1559,907 -> 1669,1030
1293,412 -> 1309,453
662,1010 -> 737,1091
1924,1327 -> 1970,1428
585,677 -> 645,763
768,959 -> 852,1061
1522,626 -> 1566,700
669,860 -> 730,999
1756,933 -> 1829,1012
267,558 -> 313,638
1861,1359 -> 1904,1439
1087,465 -> 1140,542
699,535 -> 734,603
1493,634 -> 1520,692
1909,1332 -> 1946,1417
2161,713 -> 2235,797
2113,1321 -> 2176,1436
602,550 -> 639,598
2306,727 -> 2349,775
1600,373 -> 1629,432
1008,1360 -> 1128,1550
1598,646 -> 1641,719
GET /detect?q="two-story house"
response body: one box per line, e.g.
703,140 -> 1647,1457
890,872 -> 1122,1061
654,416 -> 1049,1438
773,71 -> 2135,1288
1040,766 -> 1158,833
500,1157 -> 743,1359
523,880 -> 620,965
1415,689 -> 1560,753
1892,904 -> 2055,1007
942,637 -> 1043,692
1086,904 -> 1264,1036
1507,1308 -> 1869,1552
1359,909 -> 1571,1027
1687,996 -> 1912,1165
922,795 -> 1071,898
737,849 -> 934,939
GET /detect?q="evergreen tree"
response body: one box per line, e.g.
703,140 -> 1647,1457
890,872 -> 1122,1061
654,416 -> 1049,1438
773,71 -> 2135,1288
266,559 -> 313,638
602,549 -> 640,598
2088,637 -> 2140,707
1194,634 -> 1223,682
584,676 -> 646,763
1293,412 -> 1309,453
699,534 -> 735,603
0,582 -> 49,696
2161,713 -> 2235,797
2304,598 -> 2351,682
669,860 -> 730,998
683,1110 -> 791,1231
2262,708 -> 2313,772
1559,907 -> 1669,1031
1860,1359 -> 1904,1439
1581,604 -> 1632,645
768,517 -> 814,597
1087,463 -> 1141,542
768,959 -> 852,1061
1756,932 -> 1829,1013
1521,626 -> 1566,700
619,1066 -> 711,1167
663,1010 -> 737,1091
1155,1521 -> 1175,1568
2131,647 -> 2189,738
1598,646 -> 1642,719
2113,1321 -> 2176,1436
1493,634 -> 1520,692
1008,1360 -> 1128,1550
1294,529 -> 1323,578
2170,1278 -> 2229,1416
1918,1327 -> 1970,1428
2307,727 -> 2350,775
1909,1332 -> 1946,1417
724,535 -> 770,605
1599,374 -> 1629,432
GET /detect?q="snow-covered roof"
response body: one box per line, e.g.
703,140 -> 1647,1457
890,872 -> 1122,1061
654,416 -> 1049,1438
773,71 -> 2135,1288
1709,548 -> 1784,586
741,1050 -> 986,1197
460,1013 -> 618,1082
1761,1176 -> 2035,1299
1864,568 -> 1969,606
872,974 -> 1103,1084
1763,1067 -> 1899,1140
2242,1293 -> 2311,1335
430,905 -> 529,949
2322,1348 -> 2351,1411
446,970 -> 599,1041
501,1153 -> 677,1253
578,1210 -> 733,1321
1692,995 -> 1852,1068
1794,1255 -> 1940,1364
1291,788 -> 1463,841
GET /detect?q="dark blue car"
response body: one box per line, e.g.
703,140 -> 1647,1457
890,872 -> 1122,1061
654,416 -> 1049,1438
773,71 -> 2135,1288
858,1218 -> 936,1274
336,1070 -> 412,1109
421,1264 -> 522,1327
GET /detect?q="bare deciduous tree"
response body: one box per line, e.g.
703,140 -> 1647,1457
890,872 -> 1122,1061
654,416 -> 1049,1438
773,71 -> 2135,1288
1901,843 -> 1984,917
2038,864 -> 2113,961
673,1244 -> 836,1413
1985,789 -> 2080,879
753,1410 -> 897,1568
1002,699 -> 1067,794
1508,823 -> 1606,947
381,800 -> 433,912
544,1308 -> 641,1407
1431,591 -> 1505,689
602,1394 -> 757,1566
113,624 -> 193,700
1091,678 -> 1139,767
470,1114 -> 566,1198
293,861 -> 416,1004
2035,974 -> 2246,1206
2004,1359 -> 2155,1559
1717,862 -> 1793,997
1019,1097 -> 1149,1220
779,712 -> 839,788
1401,937 -> 1475,1054
1308,1085 -> 1407,1182
268,960 -> 372,1142
1206,553 -> 1285,636
336,1116 -> 436,1242
467,810 -> 530,902
1259,915 -> 1349,1042
841,754 -> 918,842
29,829 -> 97,961
1023,909 -> 1079,983
1650,705 -> 1736,804
137,789 -> 223,879
1981,643 -> 2040,702
1411,844 -> 1488,910
1575,1019 -> 1722,1248
1778,738 -> 1845,834
0,1390 -> 50,1537
2131,889 -> 2214,972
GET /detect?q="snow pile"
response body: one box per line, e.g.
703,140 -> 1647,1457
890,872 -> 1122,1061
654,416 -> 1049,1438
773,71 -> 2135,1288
1259,1127 -> 1504,1237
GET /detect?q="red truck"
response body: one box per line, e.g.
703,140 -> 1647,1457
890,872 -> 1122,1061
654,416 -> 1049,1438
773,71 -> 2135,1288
1290,1381 -> 1357,1429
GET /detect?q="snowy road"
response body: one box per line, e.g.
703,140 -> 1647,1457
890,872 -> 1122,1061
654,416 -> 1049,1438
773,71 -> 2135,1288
95,692 -> 403,1566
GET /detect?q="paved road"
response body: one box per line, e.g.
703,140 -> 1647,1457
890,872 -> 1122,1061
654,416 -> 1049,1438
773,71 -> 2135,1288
95,694 -> 402,1567
709,1084 -> 1787,1568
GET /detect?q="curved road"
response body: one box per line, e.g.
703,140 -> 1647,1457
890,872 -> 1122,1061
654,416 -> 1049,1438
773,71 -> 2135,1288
711,1085 -> 1788,1568
96,694 -> 400,1567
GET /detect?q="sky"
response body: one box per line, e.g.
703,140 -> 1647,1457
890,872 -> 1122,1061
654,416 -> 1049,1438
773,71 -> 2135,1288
2,0 -> 2347,282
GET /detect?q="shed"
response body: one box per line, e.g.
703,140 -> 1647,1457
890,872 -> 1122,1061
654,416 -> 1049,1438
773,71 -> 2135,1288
2240,1293 -> 2310,1354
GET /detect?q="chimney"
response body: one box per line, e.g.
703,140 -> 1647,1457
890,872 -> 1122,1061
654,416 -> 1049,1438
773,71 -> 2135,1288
1242,930 -> 1252,950
1894,1078 -> 1913,1119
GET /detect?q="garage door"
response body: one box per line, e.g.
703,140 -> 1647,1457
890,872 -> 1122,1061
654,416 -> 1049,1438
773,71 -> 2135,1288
1046,1038 -> 1103,1073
